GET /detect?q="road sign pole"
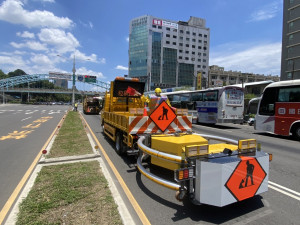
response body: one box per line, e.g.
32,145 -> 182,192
72,55 -> 76,108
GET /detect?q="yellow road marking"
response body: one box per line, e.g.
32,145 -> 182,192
0,116 -> 53,141
0,130 -> 34,141
81,114 -> 151,225
0,114 -> 66,224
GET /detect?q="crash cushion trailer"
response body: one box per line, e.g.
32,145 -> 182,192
83,96 -> 101,114
101,77 -> 272,207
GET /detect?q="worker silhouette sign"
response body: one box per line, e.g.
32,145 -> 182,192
225,156 -> 267,201
239,160 -> 255,189
149,100 -> 176,132
158,106 -> 168,120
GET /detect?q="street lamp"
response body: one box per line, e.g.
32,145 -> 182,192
57,54 -> 76,108
72,55 -> 76,108
57,54 -> 91,107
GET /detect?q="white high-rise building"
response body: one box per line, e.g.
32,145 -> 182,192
129,15 -> 210,90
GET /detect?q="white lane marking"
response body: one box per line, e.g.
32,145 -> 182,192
21,117 -> 32,121
269,181 -> 300,197
48,110 -> 61,114
25,110 -> 38,115
269,185 -> 300,201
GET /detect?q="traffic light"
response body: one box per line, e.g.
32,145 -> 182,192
84,75 -> 97,83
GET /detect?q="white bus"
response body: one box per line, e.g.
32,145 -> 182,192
163,86 -> 244,124
254,79 -> 300,140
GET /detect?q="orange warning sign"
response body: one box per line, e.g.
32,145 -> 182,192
149,101 -> 176,132
225,156 -> 266,201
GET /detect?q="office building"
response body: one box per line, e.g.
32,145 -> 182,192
281,0 -> 300,80
128,15 -> 210,90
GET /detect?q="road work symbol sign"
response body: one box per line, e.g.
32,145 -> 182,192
225,156 -> 266,201
149,101 -> 176,132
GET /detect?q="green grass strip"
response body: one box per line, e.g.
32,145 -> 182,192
17,161 -> 122,225
47,111 -> 92,158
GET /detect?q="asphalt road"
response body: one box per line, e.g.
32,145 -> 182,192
82,109 -> 300,225
0,104 -> 69,212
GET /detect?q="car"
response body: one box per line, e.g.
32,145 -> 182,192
248,117 -> 255,126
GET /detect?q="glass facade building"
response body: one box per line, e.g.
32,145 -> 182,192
281,0 -> 300,80
129,15 -> 210,90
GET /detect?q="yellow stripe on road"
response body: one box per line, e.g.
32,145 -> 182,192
81,115 -> 151,225
0,114 -> 66,224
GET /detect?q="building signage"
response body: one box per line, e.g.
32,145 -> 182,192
197,72 -> 202,90
153,19 -> 178,29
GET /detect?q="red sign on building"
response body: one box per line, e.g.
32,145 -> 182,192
153,19 -> 162,26
225,156 -> 267,201
149,101 -> 176,132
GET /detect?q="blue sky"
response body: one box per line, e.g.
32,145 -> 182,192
0,0 -> 283,90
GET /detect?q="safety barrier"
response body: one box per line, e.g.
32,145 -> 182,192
136,133 -> 238,190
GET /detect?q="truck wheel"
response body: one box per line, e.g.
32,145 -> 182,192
115,133 -> 125,155
292,125 -> 300,141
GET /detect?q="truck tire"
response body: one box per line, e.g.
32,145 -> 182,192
292,125 -> 300,141
115,133 -> 126,155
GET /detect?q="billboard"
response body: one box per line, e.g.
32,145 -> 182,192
153,19 -> 178,29
197,72 -> 202,90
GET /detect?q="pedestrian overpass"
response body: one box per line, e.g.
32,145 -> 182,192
0,74 -> 110,103
0,73 -> 110,91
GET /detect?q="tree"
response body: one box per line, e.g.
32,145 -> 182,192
0,69 -> 8,79
8,69 -> 27,77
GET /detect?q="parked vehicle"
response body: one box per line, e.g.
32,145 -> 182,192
255,79 -> 300,140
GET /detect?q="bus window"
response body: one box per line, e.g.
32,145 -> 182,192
278,86 -> 300,102
191,92 -> 202,101
180,94 -> 190,101
259,87 -> 278,115
203,91 -> 218,101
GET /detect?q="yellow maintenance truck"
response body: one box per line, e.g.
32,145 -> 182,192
101,77 -> 272,206
83,95 -> 101,114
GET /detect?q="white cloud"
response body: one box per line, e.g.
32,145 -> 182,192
126,37 -> 129,42
115,65 -> 128,71
76,67 -> 105,79
0,0 -> 73,28
0,50 -> 26,55
17,31 -> 35,39
30,54 -> 52,65
38,28 -> 79,53
249,1 -> 281,22
10,41 -> 48,51
70,50 -> 105,64
79,20 -> 94,29
40,0 -> 55,3
210,42 -> 281,75
89,21 -> 93,29
0,55 -> 27,71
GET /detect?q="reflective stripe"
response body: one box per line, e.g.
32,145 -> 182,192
129,116 -> 192,134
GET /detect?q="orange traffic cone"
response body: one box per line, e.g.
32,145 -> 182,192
143,104 -> 148,116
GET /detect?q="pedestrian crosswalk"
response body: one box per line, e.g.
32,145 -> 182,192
0,109 -> 67,115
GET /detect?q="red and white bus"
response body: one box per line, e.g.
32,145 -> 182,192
254,80 -> 300,140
